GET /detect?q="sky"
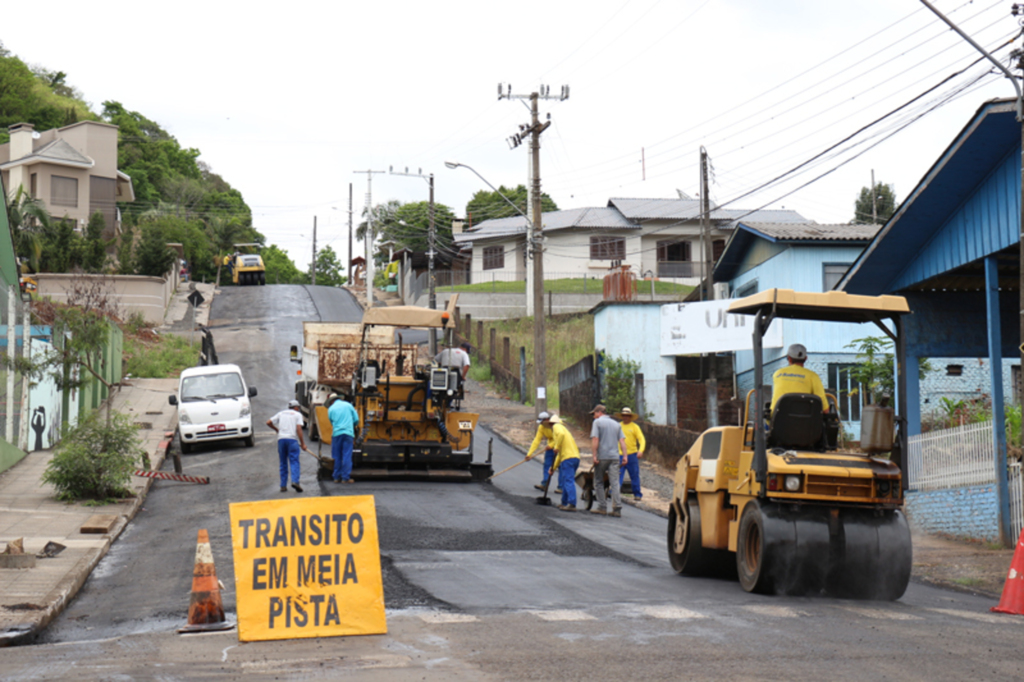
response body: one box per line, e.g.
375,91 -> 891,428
6,0 -> 1022,270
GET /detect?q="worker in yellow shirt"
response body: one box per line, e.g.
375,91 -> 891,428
524,411 -> 557,493
617,407 -> 646,500
770,343 -> 828,413
547,415 -> 580,512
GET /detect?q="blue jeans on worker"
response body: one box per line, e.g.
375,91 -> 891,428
332,434 -> 354,482
558,458 -> 579,507
619,453 -> 642,498
540,448 -> 556,485
278,439 -> 301,487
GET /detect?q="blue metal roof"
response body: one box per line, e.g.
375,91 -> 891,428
840,99 -> 1021,295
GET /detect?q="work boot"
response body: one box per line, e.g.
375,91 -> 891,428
591,508 -> 607,516
280,486 -> 287,493
559,505 -> 576,512
534,484 -> 544,491
292,482 -> 303,493
554,488 -> 563,495
610,508 -> 622,518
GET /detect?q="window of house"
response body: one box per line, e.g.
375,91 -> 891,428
30,173 -> 37,199
483,245 -> 504,270
734,279 -> 758,298
822,263 -> 851,291
712,239 -> 725,263
827,363 -> 862,422
51,175 -> 78,208
90,176 -> 117,236
590,236 -> 625,260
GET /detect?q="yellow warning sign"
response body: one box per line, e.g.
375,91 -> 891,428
228,495 -> 386,642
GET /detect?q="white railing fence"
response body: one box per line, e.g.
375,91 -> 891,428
907,421 -> 995,491
907,421 -> 1024,540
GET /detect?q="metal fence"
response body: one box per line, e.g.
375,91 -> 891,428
906,421 -> 996,491
407,269 -> 645,303
907,421 -> 1024,540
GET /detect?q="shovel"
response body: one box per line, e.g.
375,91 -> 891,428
536,471 -> 554,506
486,457 -> 532,481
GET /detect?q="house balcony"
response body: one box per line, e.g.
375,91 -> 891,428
657,260 -> 704,278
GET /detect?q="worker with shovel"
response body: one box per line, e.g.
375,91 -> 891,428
548,415 -> 580,512
266,399 -> 310,493
525,411 -> 557,493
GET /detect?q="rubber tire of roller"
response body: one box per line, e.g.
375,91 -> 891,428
737,500 -> 774,594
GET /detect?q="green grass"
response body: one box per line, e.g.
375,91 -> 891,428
444,277 -> 692,296
123,333 -> 199,378
467,315 -> 596,411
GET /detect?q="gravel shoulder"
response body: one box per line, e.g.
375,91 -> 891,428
465,376 -> 1016,599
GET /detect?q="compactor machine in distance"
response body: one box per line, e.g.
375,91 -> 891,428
226,243 -> 265,285
668,289 -> 913,599
306,296 -> 488,481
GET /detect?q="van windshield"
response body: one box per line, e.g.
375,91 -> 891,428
181,372 -> 245,401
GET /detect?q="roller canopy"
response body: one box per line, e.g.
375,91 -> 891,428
361,294 -> 459,329
727,288 -> 909,324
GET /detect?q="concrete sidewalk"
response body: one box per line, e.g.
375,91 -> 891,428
0,280 -> 216,646
0,379 -> 178,645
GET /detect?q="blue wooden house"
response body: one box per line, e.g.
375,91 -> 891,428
714,221 -> 880,436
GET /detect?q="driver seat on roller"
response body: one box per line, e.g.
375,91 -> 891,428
768,393 -> 824,451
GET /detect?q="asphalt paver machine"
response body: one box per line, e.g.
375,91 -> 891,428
310,296 -> 489,481
668,289 -> 914,599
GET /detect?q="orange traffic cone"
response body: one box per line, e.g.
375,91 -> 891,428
178,529 -> 234,633
991,529 -> 1024,615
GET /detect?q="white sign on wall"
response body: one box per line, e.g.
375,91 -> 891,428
660,300 -> 784,356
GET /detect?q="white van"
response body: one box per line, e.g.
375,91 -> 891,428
169,364 -> 257,453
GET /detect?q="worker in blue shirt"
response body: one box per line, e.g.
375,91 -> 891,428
327,394 -> 360,483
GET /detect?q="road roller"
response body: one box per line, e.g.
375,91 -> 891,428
668,289 -> 913,600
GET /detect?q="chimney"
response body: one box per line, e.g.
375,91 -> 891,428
452,220 -> 464,235
8,123 -> 35,160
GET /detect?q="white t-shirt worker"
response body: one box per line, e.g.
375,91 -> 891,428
435,342 -> 472,380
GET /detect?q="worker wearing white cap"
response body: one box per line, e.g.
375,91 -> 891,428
267,399 -> 309,493
770,343 -> 827,413
525,411 -> 558,493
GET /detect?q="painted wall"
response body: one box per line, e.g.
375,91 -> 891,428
905,484 -> 999,542
35,272 -> 178,325
594,302 -> 675,423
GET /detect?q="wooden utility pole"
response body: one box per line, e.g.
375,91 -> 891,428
348,183 -> 354,286
498,83 -> 569,415
700,146 -> 712,301
871,169 -> 878,225
390,166 -> 438,355
311,216 -> 317,286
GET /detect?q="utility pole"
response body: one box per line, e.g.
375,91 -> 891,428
871,169 -> 878,225
499,83 -> 569,415
391,166 -> 439,355
700,146 -> 711,302
354,170 -> 386,308
348,183 -> 354,286
311,215 -> 317,286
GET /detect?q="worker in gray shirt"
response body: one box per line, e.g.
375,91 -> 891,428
589,404 -> 626,517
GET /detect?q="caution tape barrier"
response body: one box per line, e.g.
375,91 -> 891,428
134,470 -> 210,484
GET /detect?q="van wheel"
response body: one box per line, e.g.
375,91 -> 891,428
180,440 -> 192,454
309,420 -> 319,442
244,435 -> 255,447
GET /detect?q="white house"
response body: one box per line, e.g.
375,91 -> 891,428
454,195 -> 807,286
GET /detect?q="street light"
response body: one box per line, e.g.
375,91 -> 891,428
446,160 -> 546,416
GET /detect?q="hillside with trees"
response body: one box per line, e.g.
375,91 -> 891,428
1,40 -> 303,283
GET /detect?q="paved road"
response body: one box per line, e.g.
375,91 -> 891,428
6,284 -> 1023,680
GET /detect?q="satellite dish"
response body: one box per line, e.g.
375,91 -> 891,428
31,131 -> 41,139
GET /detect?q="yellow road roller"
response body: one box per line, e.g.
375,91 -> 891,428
668,289 -> 913,600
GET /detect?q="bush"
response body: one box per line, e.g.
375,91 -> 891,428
602,355 -> 640,415
42,412 -> 145,501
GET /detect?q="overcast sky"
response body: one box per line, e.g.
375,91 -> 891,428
7,0 -> 1020,270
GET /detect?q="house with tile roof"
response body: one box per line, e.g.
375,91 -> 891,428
0,121 -> 134,244
453,195 -> 807,285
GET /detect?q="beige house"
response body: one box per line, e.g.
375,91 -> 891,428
0,121 -> 134,241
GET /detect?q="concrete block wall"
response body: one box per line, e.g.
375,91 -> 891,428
904,484 -> 999,542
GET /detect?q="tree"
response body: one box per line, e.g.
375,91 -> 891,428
6,186 -> 50,271
116,223 -> 135,275
465,184 -> 558,224
206,216 -> 248,286
853,182 -> 897,224
82,212 -> 107,273
134,224 -> 176,277
262,244 -> 303,284
40,219 -> 83,273
310,245 -> 346,287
